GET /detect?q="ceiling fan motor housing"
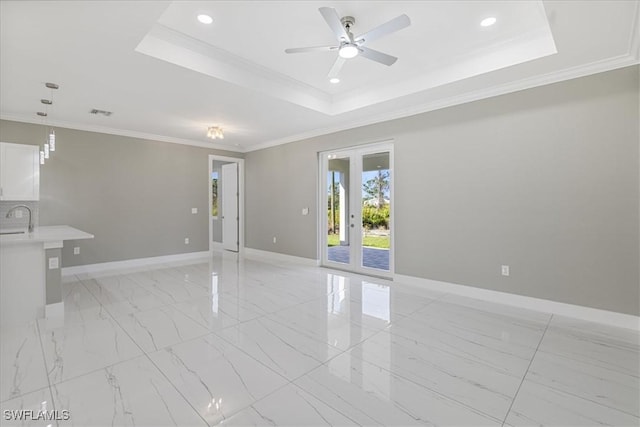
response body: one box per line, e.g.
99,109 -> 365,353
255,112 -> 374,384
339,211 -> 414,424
340,15 -> 356,40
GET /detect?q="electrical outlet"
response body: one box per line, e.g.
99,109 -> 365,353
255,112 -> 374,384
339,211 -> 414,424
273,236 -> 277,244
73,247 -> 80,255
48,257 -> 59,270
14,210 -> 23,218
501,265 -> 510,276
184,238 -> 189,245
191,208 -> 198,214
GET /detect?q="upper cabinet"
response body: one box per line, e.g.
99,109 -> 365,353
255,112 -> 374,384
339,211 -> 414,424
0,142 -> 40,201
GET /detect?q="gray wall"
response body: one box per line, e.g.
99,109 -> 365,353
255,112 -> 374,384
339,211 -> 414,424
245,65 -> 640,315
0,120 -> 242,267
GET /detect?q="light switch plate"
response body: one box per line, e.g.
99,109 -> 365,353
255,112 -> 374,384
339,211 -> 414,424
191,208 -> 198,214
73,247 -> 80,255
301,207 -> 309,215
49,257 -> 59,270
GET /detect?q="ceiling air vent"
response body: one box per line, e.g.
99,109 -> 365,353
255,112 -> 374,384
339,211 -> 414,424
90,109 -> 113,117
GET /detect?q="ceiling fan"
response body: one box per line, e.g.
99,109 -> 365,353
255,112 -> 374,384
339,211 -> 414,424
285,7 -> 411,80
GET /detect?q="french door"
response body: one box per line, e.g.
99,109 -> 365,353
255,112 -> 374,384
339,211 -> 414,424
320,143 -> 393,276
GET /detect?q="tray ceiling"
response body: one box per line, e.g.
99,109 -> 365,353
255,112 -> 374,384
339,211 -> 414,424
0,1 -> 638,151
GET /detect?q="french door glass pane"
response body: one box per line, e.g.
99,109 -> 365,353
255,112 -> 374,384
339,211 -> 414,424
361,152 -> 390,271
327,154 -> 350,265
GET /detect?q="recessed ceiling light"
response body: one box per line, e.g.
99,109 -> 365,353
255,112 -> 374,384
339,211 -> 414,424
480,17 -> 497,27
197,14 -> 213,24
329,77 -> 340,84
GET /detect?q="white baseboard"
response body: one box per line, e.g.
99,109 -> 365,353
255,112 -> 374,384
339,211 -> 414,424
243,247 -> 320,267
45,302 -> 64,320
209,241 -> 224,250
62,251 -> 210,277
395,274 -> 640,331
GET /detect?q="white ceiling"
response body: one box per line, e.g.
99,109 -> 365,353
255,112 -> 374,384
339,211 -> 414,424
1,1 -> 638,152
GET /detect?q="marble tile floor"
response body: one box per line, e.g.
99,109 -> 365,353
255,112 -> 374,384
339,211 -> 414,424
1,254 -> 638,426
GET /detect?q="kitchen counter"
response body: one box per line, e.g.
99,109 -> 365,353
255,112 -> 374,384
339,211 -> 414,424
0,225 -> 94,247
1,225 -> 94,326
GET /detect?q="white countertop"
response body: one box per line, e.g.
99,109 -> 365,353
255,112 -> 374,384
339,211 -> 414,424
0,225 -> 94,246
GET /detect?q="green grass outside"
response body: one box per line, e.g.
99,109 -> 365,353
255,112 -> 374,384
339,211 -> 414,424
327,233 -> 390,249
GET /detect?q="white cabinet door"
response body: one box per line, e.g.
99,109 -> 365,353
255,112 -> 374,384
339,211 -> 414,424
0,142 -> 40,201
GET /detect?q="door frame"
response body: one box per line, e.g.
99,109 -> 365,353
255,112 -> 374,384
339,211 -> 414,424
318,141 -> 394,277
208,155 -> 245,253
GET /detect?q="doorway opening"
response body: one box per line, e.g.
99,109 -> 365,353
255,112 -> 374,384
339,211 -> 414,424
208,155 -> 244,253
320,142 -> 393,276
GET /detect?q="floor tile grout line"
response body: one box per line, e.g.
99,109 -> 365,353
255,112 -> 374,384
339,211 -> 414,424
92,262 -> 341,424
101,298 -> 212,427
500,313 -> 554,427
136,349 -> 212,426
531,346 -> 639,378
303,342 -> 504,425
46,275 -> 165,388
285,289 -> 510,424
76,267 -> 343,359
333,337 -> 505,424
34,317 -> 58,426
522,374 -> 640,419
200,334 -> 354,426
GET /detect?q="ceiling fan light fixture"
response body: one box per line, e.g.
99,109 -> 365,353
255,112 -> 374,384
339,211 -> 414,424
338,44 -> 359,59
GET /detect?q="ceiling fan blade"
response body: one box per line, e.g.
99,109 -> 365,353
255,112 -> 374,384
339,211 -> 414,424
319,7 -> 350,42
328,57 -> 346,78
355,14 -> 410,44
285,46 -> 338,54
359,47 -> 397,66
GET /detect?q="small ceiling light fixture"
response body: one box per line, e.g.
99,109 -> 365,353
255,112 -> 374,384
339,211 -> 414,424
329,77 -> 340,84
197,14 -> 213,24
338,43 -> 359,59
207,126 -> 224,140
480,17 -> 497,27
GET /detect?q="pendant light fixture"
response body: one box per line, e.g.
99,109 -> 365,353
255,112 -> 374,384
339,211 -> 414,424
49,129 -> 55,152
36,82 -> 60,165
46,83 -> 59,153
36,111 -> 47,165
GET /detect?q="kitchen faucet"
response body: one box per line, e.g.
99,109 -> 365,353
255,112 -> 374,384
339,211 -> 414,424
6,205 -> 34,233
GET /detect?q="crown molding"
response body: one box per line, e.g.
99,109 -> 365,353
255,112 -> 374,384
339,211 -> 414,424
0,114 -> 246,153
244,53 -> 640,153
3,54 -> 637,155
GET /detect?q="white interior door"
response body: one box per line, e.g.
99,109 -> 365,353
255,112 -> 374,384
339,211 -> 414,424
222,162 -> 239,252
